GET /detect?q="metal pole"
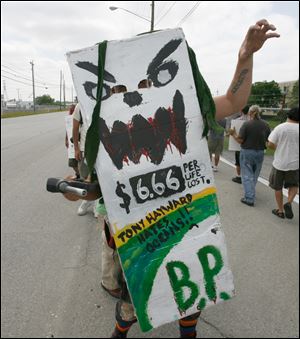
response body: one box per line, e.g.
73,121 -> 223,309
30,61 -> 35,112
63,75 -> 66,108
59,70 -> 62,111
150,1 -> 155,32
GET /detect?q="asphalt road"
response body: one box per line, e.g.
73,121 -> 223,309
1,112 -> 299,338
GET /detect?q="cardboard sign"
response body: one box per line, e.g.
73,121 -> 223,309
67,28 -> 234,332
228,119 -> 246,151
65,115 -> 75,159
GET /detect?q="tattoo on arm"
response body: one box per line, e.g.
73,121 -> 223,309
231,69 -> 249,94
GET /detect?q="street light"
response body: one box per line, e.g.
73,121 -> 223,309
109,6 -> 150,22
109,2 -> 154,31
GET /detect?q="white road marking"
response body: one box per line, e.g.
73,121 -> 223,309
220,156 -> 299,204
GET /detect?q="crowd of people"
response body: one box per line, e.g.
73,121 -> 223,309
208,105 -> 299,218
61,19 -> 298,339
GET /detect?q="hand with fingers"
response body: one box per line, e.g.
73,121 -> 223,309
239,19 -> 280,61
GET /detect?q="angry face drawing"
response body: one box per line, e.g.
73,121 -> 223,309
71,31 -> 198,170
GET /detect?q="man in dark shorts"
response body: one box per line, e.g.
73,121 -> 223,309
268,107 -> 299,219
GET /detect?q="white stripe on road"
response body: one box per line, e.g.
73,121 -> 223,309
220,156 -> 299,204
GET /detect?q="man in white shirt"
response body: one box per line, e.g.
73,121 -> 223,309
268,107 -> 299,219
231,105 -> 250,183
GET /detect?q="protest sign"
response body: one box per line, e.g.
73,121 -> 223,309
228,119 -> 246,151
67,28 -> 235,332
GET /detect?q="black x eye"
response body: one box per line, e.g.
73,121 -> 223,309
147,39 -> 182,88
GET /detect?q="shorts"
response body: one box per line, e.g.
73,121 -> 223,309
68,158 -> 78,168
235,151 -> 240,167
208,138 -> 224,156
269,166 -> 299,190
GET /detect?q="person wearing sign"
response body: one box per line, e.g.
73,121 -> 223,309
229,105 -> 271,207
268,107 -> 299,219
109,19 -> 280,339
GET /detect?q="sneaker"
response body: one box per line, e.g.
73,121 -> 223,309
240,198 -> 254,207
232,176 -> 242,184
212,166 -> 218,172
77,200 -> 93,216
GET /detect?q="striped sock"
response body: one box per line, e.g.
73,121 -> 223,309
179,317 -> 198,338
111,320 -> 133,338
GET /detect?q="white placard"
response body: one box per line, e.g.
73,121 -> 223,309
228,119 -> 246,151
67,28 -> 235,332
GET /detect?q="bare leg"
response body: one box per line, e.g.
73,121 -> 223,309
214,154 -> 220,167
236,165 -> 241,176
275,190 -> 284,212
288,186 -> 299,204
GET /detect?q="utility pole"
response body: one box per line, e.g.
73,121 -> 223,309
63,75 -> 66,108
150,1 -> 155,32
30,61 -> 35,112
3,80 -> 8,101
17,89 -> 20,101
59,70 -> 62,111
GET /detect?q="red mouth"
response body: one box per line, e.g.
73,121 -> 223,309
99,90 -> 187,170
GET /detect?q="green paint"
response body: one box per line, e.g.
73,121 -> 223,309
220,292 -> 231,301
197,298 -> 207,311
166,261 -> 199,312
118,193 -> 219,332
197,245 -> 223,301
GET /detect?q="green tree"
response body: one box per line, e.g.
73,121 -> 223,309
35,94 -> 55,105
248,81 -> 282,108
287,80 -> 299,107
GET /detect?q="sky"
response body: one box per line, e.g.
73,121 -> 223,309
1,1 -> 299,102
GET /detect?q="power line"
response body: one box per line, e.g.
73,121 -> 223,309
176,1 -> 202,26
1,69 -> 56,87
155,1 -> 177,27
2,64 -> 61,87
2,63 -> 71,88
1,74 -> 49,88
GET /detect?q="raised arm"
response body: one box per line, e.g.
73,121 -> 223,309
214,19 -> 280,120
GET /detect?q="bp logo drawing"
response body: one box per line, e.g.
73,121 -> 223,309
67,28 -> 235,332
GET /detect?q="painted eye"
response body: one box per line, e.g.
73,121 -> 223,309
83,81 -> 97,100
102,84 -> 111,101
148,61 -> 179,88
157,70 -> 172,85
147,39 -> 182,88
